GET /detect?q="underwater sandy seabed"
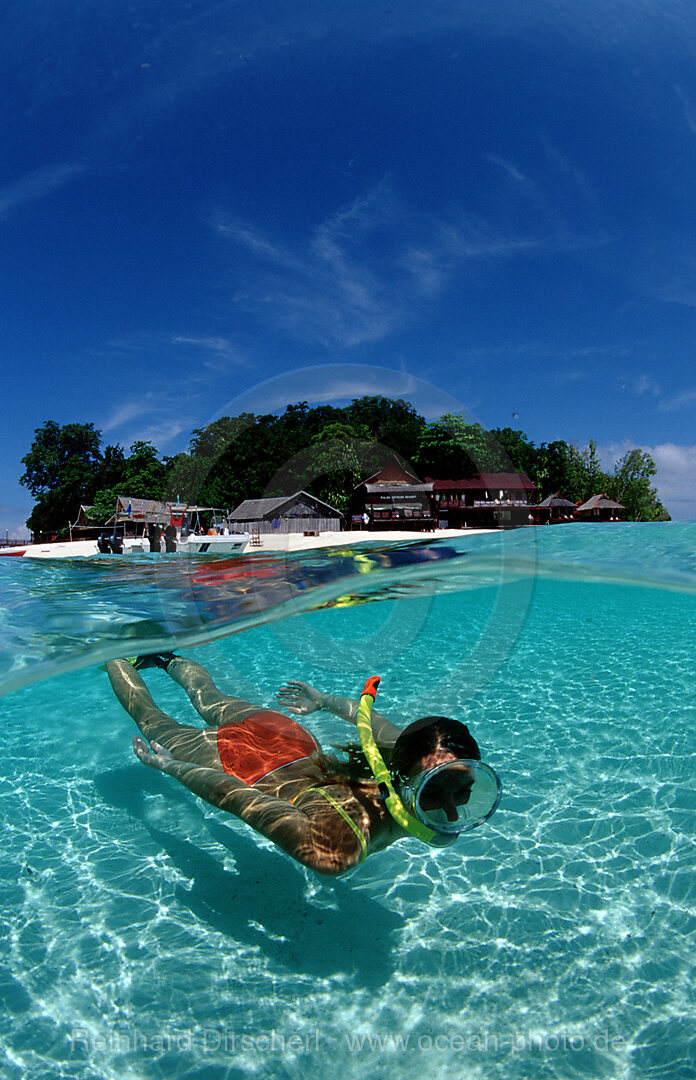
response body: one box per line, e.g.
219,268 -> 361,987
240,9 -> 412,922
0,543 -> 695,1079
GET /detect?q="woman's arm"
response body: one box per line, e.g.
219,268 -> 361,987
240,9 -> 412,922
133,737 -> 362,876
275,681 -> 402,746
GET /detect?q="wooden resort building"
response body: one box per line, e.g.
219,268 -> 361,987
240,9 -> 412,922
228,491 -> 343,535
352,457 -> 435,531
574,494 -> 626,522
69,497 -> 171,540
530,493 -> 577,525
69,496 -> 235,552
109,496 -> 171,530
69,504 -> 99,539
427,473 -> 537,529
352,459 -> 538,530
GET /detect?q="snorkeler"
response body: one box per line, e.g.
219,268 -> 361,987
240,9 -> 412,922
106,655 -> 501,877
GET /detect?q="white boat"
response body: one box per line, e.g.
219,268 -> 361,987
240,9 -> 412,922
173,531 -> 249,555
0,532 -> 250,559
0,539 -> 100,559
0,503 -> 250,559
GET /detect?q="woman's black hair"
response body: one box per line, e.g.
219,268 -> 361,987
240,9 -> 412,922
389,717 -> 481,783
317,716 -> 480,789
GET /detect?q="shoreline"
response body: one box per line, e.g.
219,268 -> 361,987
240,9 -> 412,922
250,528 -> 494,552
0,527 -> 495,559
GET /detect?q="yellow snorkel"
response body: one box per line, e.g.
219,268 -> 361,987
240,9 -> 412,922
356,676 -> 437,844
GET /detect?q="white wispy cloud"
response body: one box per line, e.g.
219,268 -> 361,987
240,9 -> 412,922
215,191 -> 398,347
101,400 -> 155,432
554,369 -> 585,383
540,140 -> 596,203
483,142 -> 609,259
127,417 -> 194,448
171,335 -> 247,369
485,154 -> 536,190
93,331 -> 246,378
632,373 -> 662,396
93,330 -> 253,450
100,390 -> 196,449
98,362 -> 466,461
456,341 -> 629,382
100,383 -> 201,449
214,184 -> 548,347
0,162 -> 84,220
658,386 -> 696,411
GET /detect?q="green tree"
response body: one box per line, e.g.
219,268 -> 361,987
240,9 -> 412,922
98,444 -> 126,489
607,448 -> 670,521
532,441 -> 574,499
416,420 -> 475,478
120,441 -> 167,499
165,415 -> 256,504
20,404 -> 673,534
346,396 -> 425,463
89,487 -> 121,524
197,414 -> 277,509
174,398 -> 428,514
20,421 -> 102,499
20,420 -> 104,537
191,403 -> 374,510
87,444 -> 128,524
577,439 -> 609,502
531,439 -> 612,504
416,415 -> 509,477
489,427 -> 538,478
304,422 -> 376,516
90,441 -> 169,523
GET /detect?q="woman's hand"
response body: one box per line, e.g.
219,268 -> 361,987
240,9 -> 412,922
276,680 -> 324,715
133,736 -> 175,772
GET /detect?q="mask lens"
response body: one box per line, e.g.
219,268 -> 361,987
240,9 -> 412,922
413,760 -> 501,834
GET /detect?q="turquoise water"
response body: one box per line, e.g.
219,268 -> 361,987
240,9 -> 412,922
0,524 -> 695,1079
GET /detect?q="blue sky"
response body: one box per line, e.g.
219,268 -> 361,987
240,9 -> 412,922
3,0 -> 696,535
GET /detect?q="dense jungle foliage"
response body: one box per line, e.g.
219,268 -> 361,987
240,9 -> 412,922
20,398 -> 669,537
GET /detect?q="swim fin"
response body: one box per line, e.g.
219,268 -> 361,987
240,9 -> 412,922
99,653 -> 177,673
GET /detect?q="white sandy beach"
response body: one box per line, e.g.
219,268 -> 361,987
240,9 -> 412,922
253,528 -> 494,552
0,528 -> 495,559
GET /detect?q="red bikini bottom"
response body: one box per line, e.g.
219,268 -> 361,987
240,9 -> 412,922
216,711 -> 319,784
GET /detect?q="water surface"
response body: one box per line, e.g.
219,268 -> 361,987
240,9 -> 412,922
1,524 -> 694,1079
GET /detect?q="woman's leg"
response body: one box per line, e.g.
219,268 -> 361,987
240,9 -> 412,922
107,659 -> 222,768
165,656 -> 261,727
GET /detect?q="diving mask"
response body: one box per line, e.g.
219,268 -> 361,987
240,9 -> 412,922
397,759 -> 502,836
356,676 -> 502,846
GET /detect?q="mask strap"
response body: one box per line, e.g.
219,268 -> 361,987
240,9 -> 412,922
356,677 -> 435,844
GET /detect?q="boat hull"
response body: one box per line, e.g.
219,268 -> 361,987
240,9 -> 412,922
0,534 -> 250,558
175,534 -> 249,555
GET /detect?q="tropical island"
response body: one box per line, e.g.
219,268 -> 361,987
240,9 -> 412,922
19,396 -> 669,541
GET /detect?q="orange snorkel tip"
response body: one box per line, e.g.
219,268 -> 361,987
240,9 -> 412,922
361,675 -> 381,699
